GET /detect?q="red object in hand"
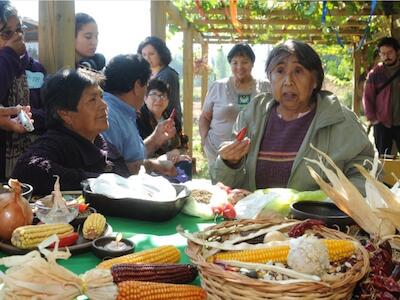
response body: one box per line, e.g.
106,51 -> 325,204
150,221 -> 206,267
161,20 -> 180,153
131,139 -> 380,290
169,108 -> 176,120
236,127 -> 247,141
78,203 -> 89,213
222,203 -> 236,219
48,232 -> 79,248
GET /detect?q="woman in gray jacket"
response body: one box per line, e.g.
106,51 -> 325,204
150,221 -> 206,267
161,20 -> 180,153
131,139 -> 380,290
212,40 -> 374,194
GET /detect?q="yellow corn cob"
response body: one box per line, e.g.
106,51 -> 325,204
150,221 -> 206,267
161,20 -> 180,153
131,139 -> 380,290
11,223 -> 74,249
97,245 -> 180,269
83,213 -> 106,240
208,239 -> 356,264
116,280 -> 207,300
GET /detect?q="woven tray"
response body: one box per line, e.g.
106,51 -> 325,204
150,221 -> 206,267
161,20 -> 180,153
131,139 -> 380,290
186,219 -> 369,300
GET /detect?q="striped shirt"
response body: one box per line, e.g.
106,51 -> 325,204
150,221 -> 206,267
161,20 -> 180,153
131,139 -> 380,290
255,104 -> 316,189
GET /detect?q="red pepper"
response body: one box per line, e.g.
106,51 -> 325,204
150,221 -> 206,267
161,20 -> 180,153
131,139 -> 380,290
48,232 -> 79,248
235,127 -> 247,141
169,108 -> 176,120
288,219 -> 326,237
78,203 -> 89,213
222,203 -> 236,220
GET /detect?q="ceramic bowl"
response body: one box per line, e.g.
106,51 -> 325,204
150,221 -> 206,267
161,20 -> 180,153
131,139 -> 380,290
290,201 -> 355,230
92,236 -> 135,259
0,182 -> 33,202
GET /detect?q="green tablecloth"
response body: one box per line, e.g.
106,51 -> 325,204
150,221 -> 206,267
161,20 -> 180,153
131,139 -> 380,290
0,213 -> 215,276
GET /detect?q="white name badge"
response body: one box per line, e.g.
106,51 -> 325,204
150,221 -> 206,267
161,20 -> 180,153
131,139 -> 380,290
25,70 -> 44,89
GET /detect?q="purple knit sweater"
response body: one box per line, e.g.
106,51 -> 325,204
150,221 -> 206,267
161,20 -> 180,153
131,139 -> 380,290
0,46 -> 46,180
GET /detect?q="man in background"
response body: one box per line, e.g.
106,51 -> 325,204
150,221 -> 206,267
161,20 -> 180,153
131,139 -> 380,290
363,37 -> 400,156
102,54 -> 177,177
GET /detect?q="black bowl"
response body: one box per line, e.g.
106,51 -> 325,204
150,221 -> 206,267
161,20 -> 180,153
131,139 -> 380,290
290,201 -> 355,230
81,181 -> 190,221
92,236 -> 135,259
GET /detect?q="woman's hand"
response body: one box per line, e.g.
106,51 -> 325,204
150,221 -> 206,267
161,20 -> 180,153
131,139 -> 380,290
219,138 -> 251,165
0,105 -> 32,133
155,118 -> 176,143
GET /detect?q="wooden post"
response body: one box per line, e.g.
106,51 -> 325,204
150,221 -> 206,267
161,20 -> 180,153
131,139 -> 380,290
151,0 -> 166,40
200,41 -> 209,108
38,0 -> 75,73
352,46 -> 361,116
183,25 -> 194,156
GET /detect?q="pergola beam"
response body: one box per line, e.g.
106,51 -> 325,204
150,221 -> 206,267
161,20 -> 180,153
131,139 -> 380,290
193,18 -> 366,27
38,0 -> 75,73
187,7 -> 386,17
165,1 -> 203,43
206,28 -> 365,36
151,0 -> 166,40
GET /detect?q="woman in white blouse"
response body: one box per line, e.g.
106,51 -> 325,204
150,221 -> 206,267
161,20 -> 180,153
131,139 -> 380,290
199,43 -> 270,175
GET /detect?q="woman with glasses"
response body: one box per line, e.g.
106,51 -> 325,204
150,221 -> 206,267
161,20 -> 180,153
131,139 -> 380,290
137,79 -> 191,180
137,36 -> 182,134
0,0 -> 46,181
75,13 -> 105,71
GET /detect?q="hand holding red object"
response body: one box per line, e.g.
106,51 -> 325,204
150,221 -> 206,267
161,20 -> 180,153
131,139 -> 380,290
169,108 -> 176,120
211,203 -> 236,220
48,232 -> 79,248
236,127 -> 247,141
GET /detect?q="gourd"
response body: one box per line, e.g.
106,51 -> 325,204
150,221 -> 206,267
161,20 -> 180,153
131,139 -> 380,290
0,179 -> 33,240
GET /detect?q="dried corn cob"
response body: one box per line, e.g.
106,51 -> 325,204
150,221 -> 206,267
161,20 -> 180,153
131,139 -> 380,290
83,213 -> 106,240
208,239 -> 357,264
97,245 -> 180,269
111,263 -> 198,284
117,280 -> 206,300
11,223 -> 74,249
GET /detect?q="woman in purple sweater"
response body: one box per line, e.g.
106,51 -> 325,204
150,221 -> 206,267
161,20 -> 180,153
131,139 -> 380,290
0,1 -> 46,180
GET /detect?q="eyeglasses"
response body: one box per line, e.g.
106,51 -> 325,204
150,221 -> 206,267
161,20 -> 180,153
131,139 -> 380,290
0,23 -> 26,40
148,92 -> 167,101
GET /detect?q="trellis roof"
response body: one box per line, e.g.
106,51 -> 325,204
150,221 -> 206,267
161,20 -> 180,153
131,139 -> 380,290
170,1 -> 397,45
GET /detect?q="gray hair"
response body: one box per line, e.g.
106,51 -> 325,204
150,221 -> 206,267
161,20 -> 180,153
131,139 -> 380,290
265,40 -> 324,95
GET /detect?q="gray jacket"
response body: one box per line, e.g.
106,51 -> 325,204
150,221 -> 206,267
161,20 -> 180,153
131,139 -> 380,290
212,91 -> 375,193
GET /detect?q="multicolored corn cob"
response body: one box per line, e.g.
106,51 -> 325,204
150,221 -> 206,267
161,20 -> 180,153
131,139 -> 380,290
111,263 -> 198,284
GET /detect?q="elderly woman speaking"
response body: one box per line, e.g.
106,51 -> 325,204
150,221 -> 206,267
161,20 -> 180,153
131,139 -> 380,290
213,40 -> 374,193
12,68 -> 129,195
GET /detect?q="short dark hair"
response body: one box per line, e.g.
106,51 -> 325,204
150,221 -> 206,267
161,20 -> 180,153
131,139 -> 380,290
41,68 -> 103,127
377,37 -> 400,51
104,54 -> 151,94
75,13 -> 96,37
227,43 -> 255,63
0,1 -> 18,32
137,36 -> 172,66
147,78 -> 169,97
265,40 -> 324,95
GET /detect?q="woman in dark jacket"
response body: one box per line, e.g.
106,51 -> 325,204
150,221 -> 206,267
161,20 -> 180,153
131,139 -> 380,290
138,36 -> 182,133
12,68 -> 129,196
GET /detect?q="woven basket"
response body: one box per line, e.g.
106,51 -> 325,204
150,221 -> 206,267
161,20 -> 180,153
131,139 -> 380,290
186,219 -> 369,300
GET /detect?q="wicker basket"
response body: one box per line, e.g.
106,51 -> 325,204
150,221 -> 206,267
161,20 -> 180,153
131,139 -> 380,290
186,219 -> 369,300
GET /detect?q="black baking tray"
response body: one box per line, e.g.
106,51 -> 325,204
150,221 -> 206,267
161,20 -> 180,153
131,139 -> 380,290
81,180 -> 190,221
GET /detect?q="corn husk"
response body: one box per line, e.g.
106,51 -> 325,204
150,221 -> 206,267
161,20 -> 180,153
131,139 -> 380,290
305,145 -> 395,238
0,235 -> 117,300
